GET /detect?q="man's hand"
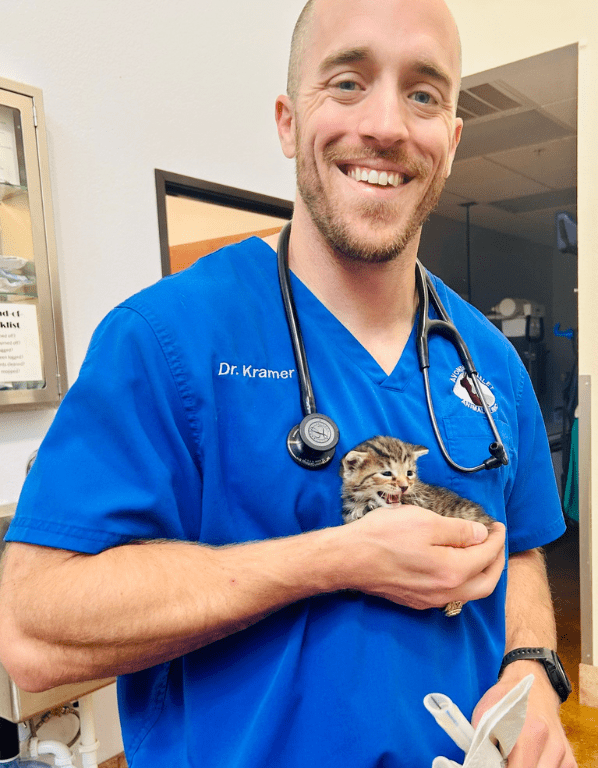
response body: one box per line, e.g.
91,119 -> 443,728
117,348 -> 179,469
472,662 -> 577,767
338,506 -> 505,610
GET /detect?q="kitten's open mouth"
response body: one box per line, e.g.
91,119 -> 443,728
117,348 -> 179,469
378,491 -> 402,504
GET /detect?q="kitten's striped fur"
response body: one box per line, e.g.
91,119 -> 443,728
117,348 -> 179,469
340,435 -> 494,528
339,435 -> 495,616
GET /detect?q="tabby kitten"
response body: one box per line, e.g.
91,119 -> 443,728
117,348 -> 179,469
339,435 -> 496,616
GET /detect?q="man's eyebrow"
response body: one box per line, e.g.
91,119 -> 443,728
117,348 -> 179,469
414,61 -> 454,92
318,47 -> 371,75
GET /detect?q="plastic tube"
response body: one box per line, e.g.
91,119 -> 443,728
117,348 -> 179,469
423,692 -> 475,754
29,737 -> 75,767
77,696 -> 99,768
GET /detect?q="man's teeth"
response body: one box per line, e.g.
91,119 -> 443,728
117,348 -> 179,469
347,167 -> 404,187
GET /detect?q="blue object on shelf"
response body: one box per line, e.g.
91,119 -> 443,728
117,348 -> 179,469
553,323 -> 574,340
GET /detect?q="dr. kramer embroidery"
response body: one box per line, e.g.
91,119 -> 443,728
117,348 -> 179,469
218,362 -> 296,380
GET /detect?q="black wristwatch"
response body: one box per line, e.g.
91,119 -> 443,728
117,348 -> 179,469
498,647 -> 572,703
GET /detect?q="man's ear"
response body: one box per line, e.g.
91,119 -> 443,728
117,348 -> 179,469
275,95 -> 297,159
444,117 -> 463,178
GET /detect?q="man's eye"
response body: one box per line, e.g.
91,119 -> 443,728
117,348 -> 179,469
410,91 -> 435,105
336,80 -> 359,92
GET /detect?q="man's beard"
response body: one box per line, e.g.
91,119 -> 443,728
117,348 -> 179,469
295,142 -> 446,264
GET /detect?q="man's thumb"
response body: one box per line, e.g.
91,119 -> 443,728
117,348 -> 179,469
443,517 -> 489,548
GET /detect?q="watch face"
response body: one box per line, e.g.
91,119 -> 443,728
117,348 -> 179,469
547,651 -> 572,702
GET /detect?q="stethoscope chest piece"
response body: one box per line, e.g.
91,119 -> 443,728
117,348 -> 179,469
287,413 -> 339,470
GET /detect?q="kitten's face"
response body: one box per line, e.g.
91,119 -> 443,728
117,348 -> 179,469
340,438 -> 429,507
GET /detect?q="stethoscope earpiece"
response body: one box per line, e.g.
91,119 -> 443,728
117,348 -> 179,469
287,413 -> 340,470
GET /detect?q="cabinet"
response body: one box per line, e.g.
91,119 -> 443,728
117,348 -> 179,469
0,77 -> 66,409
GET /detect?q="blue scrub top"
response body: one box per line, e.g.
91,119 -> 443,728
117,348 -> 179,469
8,237 -> 565,768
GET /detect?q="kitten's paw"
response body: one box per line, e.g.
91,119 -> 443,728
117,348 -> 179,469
443,601 -> 463,617
341,510 -> 365,523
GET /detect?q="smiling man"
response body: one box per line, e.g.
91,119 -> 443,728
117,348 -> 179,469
0,1 -> 575,767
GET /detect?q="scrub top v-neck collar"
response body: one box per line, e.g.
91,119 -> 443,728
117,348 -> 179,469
261,238 -> 420,393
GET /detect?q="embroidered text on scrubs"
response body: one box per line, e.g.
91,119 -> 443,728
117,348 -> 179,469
218,362 -> 295,379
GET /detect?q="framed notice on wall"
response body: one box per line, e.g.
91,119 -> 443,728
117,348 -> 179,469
0,76 -> 66,409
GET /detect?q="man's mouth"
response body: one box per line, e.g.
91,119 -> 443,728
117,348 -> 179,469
345,165 -> 408,188
378,491 -> 402,504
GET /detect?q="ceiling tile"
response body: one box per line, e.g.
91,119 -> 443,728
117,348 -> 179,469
487,136 -> 577,189
456,109 -> 573,161
444,157 -> 548,203
542,98 -> 577,130
493,46 -> 577,109
489,187 -> 576,214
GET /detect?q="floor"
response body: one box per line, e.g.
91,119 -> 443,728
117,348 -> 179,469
545,523 -> 598,766
100,524 -> 596,768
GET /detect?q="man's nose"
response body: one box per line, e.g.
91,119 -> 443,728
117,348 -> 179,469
357,82 -> 410,147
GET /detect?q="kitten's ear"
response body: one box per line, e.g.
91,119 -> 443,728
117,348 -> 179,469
413,445 -> 429,460
341,450 -> 368,474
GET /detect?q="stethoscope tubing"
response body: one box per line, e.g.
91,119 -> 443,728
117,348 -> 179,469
415,261 -> 508,472
278,221 -> 508,473
277,222 -> 317,417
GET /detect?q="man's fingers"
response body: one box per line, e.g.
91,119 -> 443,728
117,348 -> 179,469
430,514 -> 504,549
436,523 -> 505,603
457,540 -> 506,603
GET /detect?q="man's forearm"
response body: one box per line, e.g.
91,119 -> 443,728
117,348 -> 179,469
0,530 -> 348,691
505,548 -> 557,651
501,547 -> 559,698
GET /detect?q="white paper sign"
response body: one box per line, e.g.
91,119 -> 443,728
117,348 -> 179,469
0,303 -> 43,383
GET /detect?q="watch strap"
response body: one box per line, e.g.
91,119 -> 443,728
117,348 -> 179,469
498,647 -> 572,703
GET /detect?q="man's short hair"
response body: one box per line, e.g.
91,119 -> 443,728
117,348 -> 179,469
287,0 -> 317,100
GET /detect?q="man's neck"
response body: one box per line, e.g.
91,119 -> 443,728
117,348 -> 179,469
263,211 -> 420,376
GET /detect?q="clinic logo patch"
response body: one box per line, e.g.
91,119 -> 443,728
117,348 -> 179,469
450,366 -> 498,413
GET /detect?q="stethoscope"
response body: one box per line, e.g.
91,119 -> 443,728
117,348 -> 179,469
277,221 -> 509,473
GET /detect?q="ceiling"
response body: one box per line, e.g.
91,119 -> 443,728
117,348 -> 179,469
436,44 -> 577,249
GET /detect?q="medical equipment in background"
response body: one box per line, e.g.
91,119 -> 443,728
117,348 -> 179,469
555,211 -> 577,256
487,296 -> 548,418
277,221 -> 508,473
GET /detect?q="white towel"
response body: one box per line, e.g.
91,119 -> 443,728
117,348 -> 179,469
424,674 -> 535,767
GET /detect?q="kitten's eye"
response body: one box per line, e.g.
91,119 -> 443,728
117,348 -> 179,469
406,470 -> 414,477
381,471 -> 393,477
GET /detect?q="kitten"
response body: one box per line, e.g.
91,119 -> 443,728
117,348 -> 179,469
339,435 -> 496,616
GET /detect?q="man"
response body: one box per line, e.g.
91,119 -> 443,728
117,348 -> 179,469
0,1 -> 575,766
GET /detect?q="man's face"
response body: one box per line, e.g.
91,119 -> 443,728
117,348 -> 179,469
278,0 -> 463,263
